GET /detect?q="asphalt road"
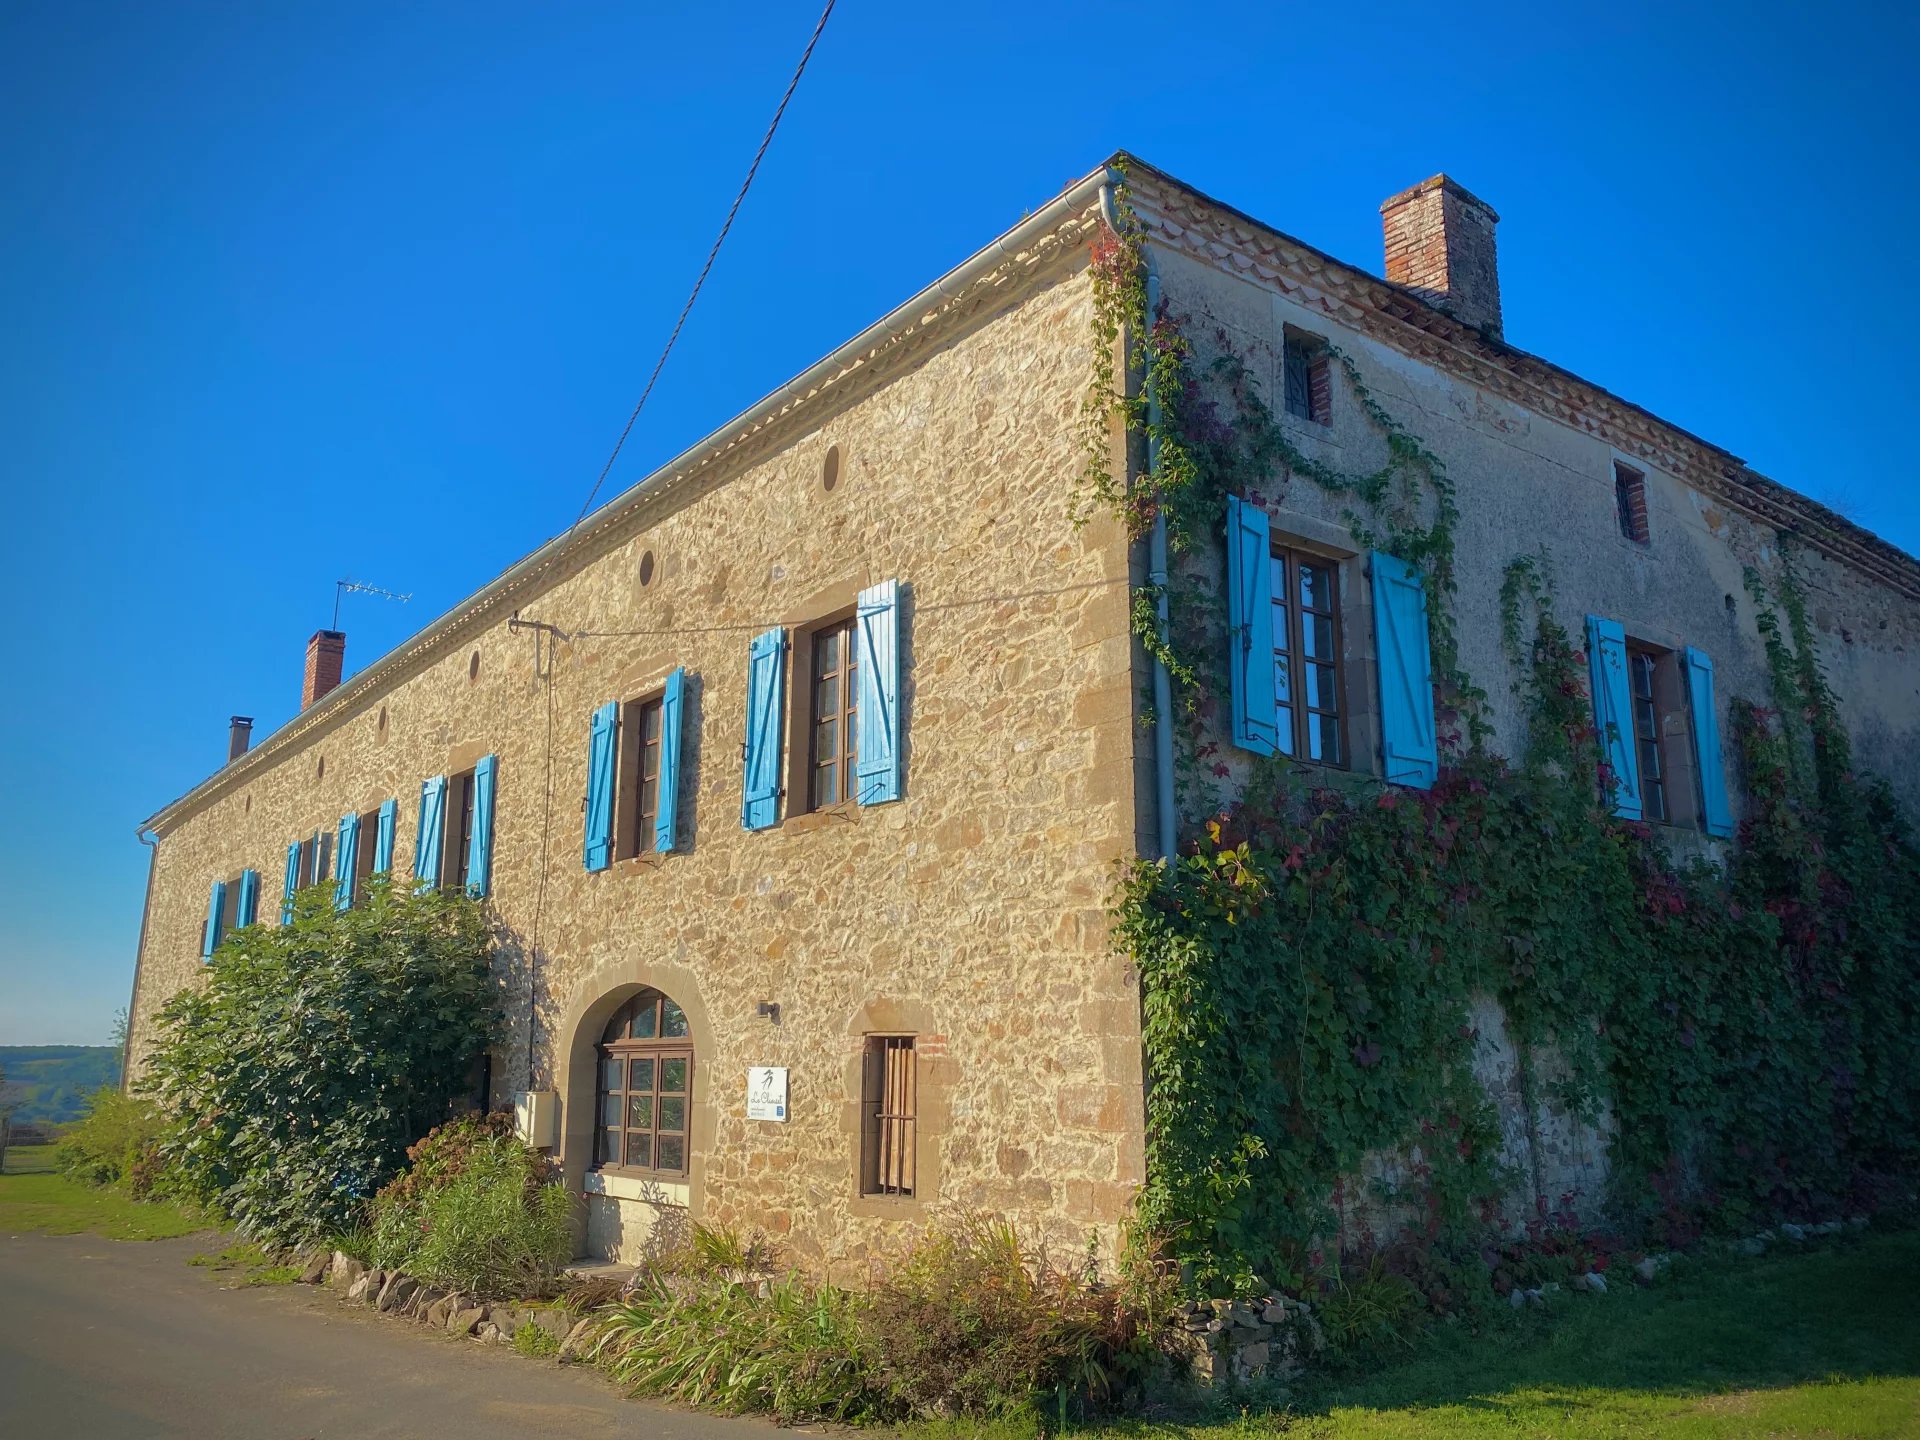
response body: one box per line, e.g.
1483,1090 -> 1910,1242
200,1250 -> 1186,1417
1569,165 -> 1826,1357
0,1230 -> 778,1439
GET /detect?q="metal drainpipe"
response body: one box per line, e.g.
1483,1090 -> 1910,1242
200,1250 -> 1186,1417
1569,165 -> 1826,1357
1099,174 -> 1178,862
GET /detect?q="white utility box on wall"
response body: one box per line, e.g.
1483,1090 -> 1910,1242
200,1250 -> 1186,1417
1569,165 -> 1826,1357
514,1089 -> 557,1150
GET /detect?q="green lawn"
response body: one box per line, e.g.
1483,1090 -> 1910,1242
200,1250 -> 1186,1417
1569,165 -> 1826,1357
0,1144 -> 211,1240
1093,1230 -> 1920,1440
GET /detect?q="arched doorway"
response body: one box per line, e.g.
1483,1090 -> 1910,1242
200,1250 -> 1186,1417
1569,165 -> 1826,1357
593,988 -> 694,1180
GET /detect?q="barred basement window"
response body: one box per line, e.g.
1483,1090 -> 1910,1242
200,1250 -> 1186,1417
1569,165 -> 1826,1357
1284,331 -> 1331,424
1615,462 -> 1650,545
596,989 -> 693,1178
860,1035 -> 916,1197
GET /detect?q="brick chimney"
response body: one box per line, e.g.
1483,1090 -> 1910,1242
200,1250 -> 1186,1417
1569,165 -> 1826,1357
227,715 -> 253,762
1380,175 -> 1502,339
302,630 -> 346,708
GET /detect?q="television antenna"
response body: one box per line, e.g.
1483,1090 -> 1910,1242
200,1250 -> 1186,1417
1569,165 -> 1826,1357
333,578 -> 412,629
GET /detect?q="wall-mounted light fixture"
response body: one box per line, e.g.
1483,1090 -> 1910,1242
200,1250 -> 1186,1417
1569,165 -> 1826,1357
756,1001 -> 781,1025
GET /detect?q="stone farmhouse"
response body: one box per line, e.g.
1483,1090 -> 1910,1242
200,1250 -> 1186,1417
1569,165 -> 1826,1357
126,156 -> 1920,1277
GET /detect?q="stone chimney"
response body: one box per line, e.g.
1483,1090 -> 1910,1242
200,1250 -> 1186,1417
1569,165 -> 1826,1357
302,630 -> 346,708
227,715 -> 253,762
1380,175 -> 1502,339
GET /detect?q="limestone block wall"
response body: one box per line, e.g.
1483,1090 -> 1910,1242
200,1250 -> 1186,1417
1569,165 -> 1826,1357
129,261 -> 1150,1280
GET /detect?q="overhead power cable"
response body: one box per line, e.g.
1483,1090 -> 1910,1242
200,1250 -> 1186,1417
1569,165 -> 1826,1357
569,0 -> 838,533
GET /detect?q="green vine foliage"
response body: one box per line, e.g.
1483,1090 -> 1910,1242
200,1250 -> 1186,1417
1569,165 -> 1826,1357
1085,210 -> 1920,1301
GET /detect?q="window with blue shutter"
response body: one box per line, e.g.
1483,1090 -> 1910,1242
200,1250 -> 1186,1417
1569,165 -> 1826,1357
373,798 -> 397,874
335,812 -> 360,911
416,774 -> 448,887
202,880 -> 227,961
855,581 -> 903,804
1226,496 -> 1279,756
1371,552 -> 1438,788
656,669 -> 686,852
1684,646 -> 1734,837
585,702 -> 617,871
467,753 -> 498,896
742,627 -> 787,831
282,840 -> 302,922
1585,615 -> 1642,819
235,869 -> 259,928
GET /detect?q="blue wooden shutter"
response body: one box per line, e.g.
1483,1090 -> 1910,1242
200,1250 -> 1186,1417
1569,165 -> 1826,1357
1684,646 -> 1733,837
1585,615 -> 1642,819
1371,551 -> 1438,788
373,798 -> 397,874
415,775 -> 447,887
235,868 -> 259,928
202,880 -> 226,961
467,753 -> 498,896
742,627 -> 786,831
584,702 -> 617,871
281,840 -> 302,921
855,580 -> 903,804
1226,496 -> 1279,756
334,812 -> 360,911
656,669 -> 686,853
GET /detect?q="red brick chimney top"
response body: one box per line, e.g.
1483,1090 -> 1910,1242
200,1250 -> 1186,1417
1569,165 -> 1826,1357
302,630 -> 346,709
1380,174 -> 1503,339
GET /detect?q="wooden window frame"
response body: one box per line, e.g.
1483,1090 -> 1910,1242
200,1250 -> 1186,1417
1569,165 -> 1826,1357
442,768 -> 476,894
613,693 -> 667,861
1627,644 -> 1673,825
1270,544 -> 1348,767
806,616 -> 860,812
594,989 -> 694,1180
351,808 -> 379,900
860,1034 -> 916,1198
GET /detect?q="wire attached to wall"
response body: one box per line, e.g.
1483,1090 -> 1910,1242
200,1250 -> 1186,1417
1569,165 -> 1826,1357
568,0 -> 838,535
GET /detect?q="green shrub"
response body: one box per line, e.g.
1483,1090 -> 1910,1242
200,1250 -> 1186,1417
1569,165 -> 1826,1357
513,1321 -> 561,1358
865,1215 -> 1133,1418
53,1087 -> 166,1192
367,1113 -> 574,1297
590,1219 -> 1164,1425
593,1269 -> 882,1422
139,877 -> 499,1248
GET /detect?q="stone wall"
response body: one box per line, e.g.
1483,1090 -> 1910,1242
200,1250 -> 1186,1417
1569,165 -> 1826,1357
128,252 -> 1150,1283
1141,194 -> 1920,1230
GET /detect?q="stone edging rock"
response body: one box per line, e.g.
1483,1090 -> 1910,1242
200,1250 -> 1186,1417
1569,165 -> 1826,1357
290,1250 -> 596,1361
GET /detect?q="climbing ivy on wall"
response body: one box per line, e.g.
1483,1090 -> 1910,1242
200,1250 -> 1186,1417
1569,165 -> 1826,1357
1084,196 -> 1920,1299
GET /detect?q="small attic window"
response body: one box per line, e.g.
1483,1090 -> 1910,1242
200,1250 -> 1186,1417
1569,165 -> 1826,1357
1283,330 -> 1331,425
1614,462 -> 1650,545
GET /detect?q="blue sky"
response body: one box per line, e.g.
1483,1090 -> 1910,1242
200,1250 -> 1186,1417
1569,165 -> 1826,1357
2,0 -> 1914,1045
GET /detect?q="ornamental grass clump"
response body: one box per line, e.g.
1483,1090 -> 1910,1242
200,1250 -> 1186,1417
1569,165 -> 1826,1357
368,1112 -> 574,1298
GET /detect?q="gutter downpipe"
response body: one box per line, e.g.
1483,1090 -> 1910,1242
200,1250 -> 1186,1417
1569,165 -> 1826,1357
1099,174 -> 1177,863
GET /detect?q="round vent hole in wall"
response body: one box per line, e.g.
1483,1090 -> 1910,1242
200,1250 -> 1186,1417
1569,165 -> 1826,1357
469,649 -> 481,682
316,755 -> 326,781
377,706 -> 389,737
639,549 -> 656,587
821,445 -> 841,493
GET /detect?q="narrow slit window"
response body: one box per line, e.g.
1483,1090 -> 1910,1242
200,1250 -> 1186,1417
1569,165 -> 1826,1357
861,1035 -> 916,1198
1615,463 -> 1650,544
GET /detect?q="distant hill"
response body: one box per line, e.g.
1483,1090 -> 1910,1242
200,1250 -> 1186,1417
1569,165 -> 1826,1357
1,1046 -> 122,1126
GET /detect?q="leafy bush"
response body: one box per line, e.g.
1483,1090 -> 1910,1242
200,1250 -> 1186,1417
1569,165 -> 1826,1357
368,1113 -> 574,1297
513,1322 -> 561,1358
590,1219 -> 1166,1424
53,1086 -> 166,1192
140,877 -> 500,1247
866,1216 -> 1136,1418
593,1268 -> 882,1422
